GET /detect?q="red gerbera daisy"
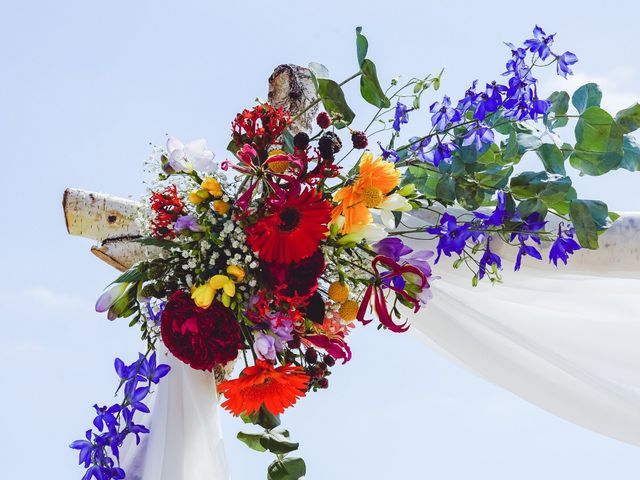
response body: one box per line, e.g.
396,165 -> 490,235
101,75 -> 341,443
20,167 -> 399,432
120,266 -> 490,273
218,360 -> 310,416
247,188 -> 331,264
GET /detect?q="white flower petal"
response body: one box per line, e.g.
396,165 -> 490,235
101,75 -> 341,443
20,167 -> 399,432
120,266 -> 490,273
166,136 -> 184,154
381,193 -> 411,211
380,209 -> 396,229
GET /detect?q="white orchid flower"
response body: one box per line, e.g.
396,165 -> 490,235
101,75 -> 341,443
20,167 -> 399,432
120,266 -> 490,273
377,193 -> 413,229
166,137 -> 216,173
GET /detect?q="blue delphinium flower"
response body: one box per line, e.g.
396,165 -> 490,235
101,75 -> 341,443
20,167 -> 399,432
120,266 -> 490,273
378,141 -> 400,163
462,125 -> 495,151
409,136 -> 432,162
556,51 -> 578,78
71,352 -> 170,480
524,25 -> 555,60
504,42 -> 527,76
474,191 -> 509,228
393,101 -> 412,132
424,140 -> 458,167
426,213 -> 472,261
515,242 -> 543,271
146,301 -> 165,324
458,80 -> 478,114
429,95 -> 461,131
479,239 -> 502,279
549,223 -> 581,266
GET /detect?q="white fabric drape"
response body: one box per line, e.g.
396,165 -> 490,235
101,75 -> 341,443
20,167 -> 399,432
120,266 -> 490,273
404,211 -> 640,446
119,347 -> 229,480
121,212 -> 640,479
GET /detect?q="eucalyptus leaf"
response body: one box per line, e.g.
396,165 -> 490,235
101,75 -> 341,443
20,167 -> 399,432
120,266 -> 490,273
620,134 -> 640,171
535,143 -> 566,175
267,457 -> 307,480
614,103 -> 640,134
516,133 -> 543,150
237,432 -> 267,452
570,106 -> 623,175
260,432 -> 299,454
569,199 -> 611,249
571,83 -> 602,114
545,90 -> 570,129
436,175 -> 456,204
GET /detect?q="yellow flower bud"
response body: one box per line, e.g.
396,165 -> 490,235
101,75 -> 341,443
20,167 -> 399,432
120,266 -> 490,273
338,300 -> 359,322
213,200 -> 230,215
226,265 -> 246,282
221,292 -> 232,307
189,189 -> 209,205
209,274 -> 235,298
191,283 -> 215,309
328,281 -> 349,303
201,177 -> 223,198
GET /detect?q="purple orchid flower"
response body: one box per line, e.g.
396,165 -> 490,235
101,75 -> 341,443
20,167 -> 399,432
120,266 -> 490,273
174,215 -> 203,233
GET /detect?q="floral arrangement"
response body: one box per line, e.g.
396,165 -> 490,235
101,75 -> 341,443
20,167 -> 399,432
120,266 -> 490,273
70,26 -> 640,480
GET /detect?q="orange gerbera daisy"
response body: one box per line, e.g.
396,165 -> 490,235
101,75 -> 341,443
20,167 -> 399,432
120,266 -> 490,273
332,151 -> 400,233
218,360 -> 310,416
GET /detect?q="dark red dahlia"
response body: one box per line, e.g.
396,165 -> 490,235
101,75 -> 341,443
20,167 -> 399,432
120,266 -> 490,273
160,291 -> 243,371
149,185 -> 185,239
262,250 -> 325,297
247,188 -> 331,264
316,112 -> 332,129
351,130 -> 368,149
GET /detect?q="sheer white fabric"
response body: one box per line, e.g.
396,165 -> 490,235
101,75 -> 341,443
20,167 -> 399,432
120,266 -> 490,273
119,347 -> 229,480
404,211 -> 640,446
120,212 -> 640,479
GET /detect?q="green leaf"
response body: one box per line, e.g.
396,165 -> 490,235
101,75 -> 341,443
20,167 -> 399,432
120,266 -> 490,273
308,62 -> 330,79
620,134 -> 640,171
112,266 -> 144,284
260,432 -> 299,454
253,405 -> 281,430
436,175 -> 456,204
517,198 -> 548,220
545,91 -> 570,129
455,179 -> 486,210
267,457 -> 307,480
237,432 -> 267,453
355,26 -> 368,67
535,143 -> 566,175
475,165 -> 513,189
134,237 -> 180,248
360,59 -> 391,108
569,199 -> 611,249
282,130 -> 295,154
516,133 -> 543,150
316,78 -> 355,128
510,171 -> 572,201
572,83 -> 602,114
614,103 -> 640,134
570,106 -> 624,175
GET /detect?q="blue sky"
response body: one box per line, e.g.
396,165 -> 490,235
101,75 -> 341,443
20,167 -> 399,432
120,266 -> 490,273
2,0 -> 640,478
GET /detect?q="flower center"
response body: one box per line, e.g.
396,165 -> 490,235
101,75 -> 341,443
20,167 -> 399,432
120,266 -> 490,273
362,186 -> 383,208
279,207 -> 301,231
